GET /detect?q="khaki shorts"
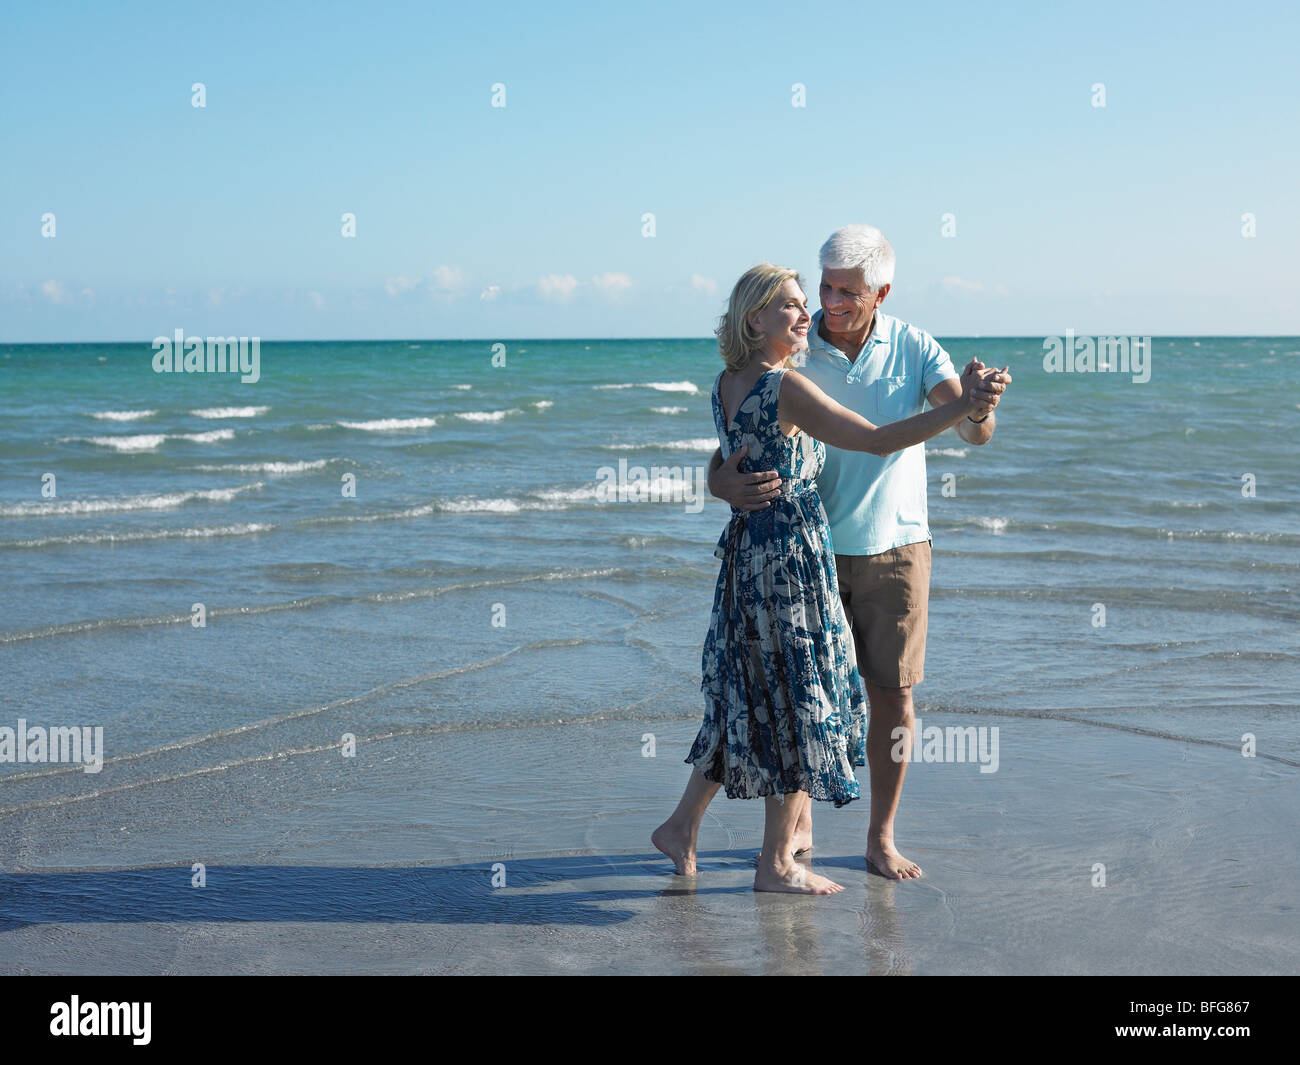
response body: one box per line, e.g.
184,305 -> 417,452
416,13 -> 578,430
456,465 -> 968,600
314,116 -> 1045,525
834,540 -> 931,689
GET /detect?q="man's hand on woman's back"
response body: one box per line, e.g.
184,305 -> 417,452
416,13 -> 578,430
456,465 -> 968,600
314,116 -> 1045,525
707,445 -> 783,511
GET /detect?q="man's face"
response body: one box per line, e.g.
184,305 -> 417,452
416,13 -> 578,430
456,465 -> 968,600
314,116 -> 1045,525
819,268 -> 886,333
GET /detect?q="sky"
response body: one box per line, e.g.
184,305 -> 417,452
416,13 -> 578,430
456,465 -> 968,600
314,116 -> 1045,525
2,0 -> 1298,341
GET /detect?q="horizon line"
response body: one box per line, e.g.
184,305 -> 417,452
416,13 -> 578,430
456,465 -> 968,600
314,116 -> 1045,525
3,334 -> 1299,346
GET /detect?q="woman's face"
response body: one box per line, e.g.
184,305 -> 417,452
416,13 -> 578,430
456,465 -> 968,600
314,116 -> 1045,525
748,279 -> 810,358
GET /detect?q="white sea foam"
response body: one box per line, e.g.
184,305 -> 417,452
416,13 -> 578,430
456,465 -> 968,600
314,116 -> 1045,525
593,381 -> 700,393
531,400 -> 554,410
531,478 -> 698,503
437,497 -> 525,513
455,408 -> 522,422
926,446 -> 969,457
177,428 -> 236,443
192,460 -> 328,474
599,438 -> 717,452
971,516 -> 1009,534
1,522 -> 273,549
90,410 -> 156,421
531,487 -> 600,503
450,384 -> 473,390
0,482 -> 264,517
338,417 -> 438,431
78,428 -> 237,450
83,434 -> 168,452
651,406 -> 688,414
190,406 -> 270,418
426,492 -> 595,514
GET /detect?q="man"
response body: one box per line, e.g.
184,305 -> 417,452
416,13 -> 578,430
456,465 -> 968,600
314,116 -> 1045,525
707,224 -> 1010,880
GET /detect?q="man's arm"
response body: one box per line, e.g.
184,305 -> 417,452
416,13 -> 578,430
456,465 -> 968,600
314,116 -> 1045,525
928,361 -> 1010,444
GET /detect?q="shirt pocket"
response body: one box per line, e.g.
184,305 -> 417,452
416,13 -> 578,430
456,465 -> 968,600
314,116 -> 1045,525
871,374 -> 914,423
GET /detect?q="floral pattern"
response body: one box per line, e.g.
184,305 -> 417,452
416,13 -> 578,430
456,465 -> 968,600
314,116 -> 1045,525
686,367 -> 868,806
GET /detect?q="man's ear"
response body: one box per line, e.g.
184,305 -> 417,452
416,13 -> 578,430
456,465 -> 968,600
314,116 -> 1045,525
873,283 -> 891,309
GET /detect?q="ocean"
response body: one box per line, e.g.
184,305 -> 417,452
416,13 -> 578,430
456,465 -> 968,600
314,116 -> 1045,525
0,336 -> 1297,874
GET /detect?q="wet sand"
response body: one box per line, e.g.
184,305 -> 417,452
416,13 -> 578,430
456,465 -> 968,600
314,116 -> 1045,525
1,712 -> 1295,974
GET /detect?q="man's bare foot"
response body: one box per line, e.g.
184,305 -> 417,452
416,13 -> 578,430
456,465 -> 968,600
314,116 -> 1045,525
754,860 -> 844,895
865,844 -> 922,880
652,821 -> 697,876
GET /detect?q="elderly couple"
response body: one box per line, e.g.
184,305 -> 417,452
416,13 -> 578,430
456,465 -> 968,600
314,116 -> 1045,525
651,225 -> 1011,895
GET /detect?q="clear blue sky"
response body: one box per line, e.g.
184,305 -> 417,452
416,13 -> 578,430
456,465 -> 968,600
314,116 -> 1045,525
2,0 -> 1297,341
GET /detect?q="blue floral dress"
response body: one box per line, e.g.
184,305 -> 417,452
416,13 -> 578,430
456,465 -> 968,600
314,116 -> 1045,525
686,366 -> 868,807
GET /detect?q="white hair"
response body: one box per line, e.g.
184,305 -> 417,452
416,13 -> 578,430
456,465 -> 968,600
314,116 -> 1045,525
818,224 -> 896,291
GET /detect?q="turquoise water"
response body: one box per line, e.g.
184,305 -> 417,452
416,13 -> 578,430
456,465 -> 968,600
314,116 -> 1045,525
0,337 -> 1297,840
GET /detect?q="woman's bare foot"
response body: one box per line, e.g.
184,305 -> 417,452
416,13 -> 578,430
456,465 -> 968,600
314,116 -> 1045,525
754,858 -> 844,895
865,842 -> 923,880
756,830 -> 813,863
652,820 -> 697,876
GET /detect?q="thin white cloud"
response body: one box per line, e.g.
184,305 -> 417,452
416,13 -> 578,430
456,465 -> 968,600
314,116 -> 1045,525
430,265 -> 464,294
384,276 -> 420,297
538,273 -> 580,301
40,279 -> 68,304
592,272 -> 633,299
942,277 -> 985,293
691,274 -> 718,295
480,285 -> 501,301
308,291 -> 326,310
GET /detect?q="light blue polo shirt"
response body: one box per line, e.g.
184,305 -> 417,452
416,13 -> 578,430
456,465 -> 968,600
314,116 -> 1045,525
788,309 -> 959,556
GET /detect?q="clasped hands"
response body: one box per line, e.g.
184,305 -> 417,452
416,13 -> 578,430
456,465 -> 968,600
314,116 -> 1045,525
962,358 -> 1012,420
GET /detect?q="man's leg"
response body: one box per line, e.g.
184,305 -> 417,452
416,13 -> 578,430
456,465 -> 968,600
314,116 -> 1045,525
836,542 -> 931,880
864,680 -> 922,879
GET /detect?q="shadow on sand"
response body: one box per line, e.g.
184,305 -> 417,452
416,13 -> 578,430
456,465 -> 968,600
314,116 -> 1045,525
0,851 -> 782,932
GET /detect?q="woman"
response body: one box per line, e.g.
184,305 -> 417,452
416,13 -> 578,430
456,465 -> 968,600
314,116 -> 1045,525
652,264 -> 993,895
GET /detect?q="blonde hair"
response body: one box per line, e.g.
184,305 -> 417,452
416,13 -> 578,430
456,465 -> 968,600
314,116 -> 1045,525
715,263 -> 803,371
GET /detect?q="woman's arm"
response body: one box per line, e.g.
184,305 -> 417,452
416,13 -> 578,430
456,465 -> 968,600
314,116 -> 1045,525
779,369 -> 987,456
